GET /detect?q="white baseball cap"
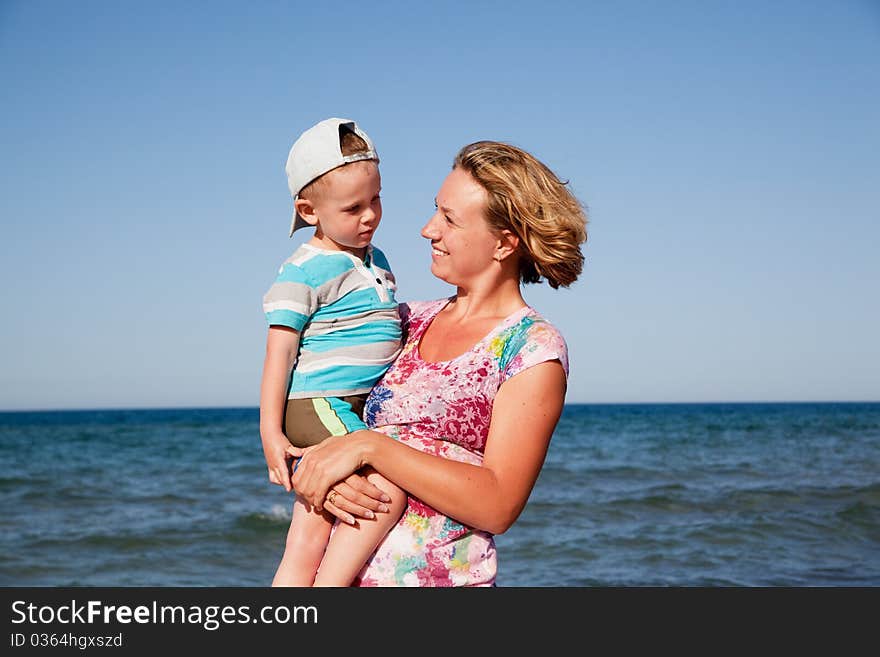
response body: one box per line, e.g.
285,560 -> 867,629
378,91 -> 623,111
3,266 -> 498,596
285,117 -> 379,237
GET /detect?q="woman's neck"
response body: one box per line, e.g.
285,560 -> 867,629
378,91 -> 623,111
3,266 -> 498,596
448,277 -> 526,321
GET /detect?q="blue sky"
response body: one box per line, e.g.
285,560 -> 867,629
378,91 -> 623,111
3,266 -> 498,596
1,1 -> 878,410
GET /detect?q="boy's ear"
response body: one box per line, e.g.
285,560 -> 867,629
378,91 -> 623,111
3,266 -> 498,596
293,198 -> 319,227
494,229 -> 520,262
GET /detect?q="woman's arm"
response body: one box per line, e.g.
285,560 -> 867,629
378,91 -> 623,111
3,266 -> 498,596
292,360 -> 566,534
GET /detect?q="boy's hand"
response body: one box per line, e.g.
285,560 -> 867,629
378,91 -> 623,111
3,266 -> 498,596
262,433 -> 302,492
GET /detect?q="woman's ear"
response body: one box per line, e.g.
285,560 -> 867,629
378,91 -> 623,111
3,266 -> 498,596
494,229 -> 520,262
294,198 -> 319,227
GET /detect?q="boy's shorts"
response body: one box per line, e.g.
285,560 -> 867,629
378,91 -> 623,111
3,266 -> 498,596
284,394 -> 368,448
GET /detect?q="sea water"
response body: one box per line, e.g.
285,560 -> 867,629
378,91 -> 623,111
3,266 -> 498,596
1,403 -> 878,586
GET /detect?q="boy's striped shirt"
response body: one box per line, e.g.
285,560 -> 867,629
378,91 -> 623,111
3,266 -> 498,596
263,244 -> 402,398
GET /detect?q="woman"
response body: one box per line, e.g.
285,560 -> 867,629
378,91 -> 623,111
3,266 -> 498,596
290,140 -> 588,586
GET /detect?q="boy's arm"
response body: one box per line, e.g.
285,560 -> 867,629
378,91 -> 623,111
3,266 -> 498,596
259,325 -> 300,491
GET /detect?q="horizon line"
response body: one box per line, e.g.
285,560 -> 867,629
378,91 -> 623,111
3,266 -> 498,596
2,399 -> 879,414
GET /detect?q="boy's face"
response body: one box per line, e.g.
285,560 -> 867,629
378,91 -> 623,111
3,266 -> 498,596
300,161 -> 382,256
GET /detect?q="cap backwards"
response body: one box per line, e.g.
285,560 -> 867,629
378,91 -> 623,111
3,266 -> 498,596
284,118 -> 379,236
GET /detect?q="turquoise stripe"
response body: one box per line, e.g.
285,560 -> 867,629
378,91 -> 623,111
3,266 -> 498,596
275,264 -> 314,285
290,364 -> 393,394
311,398 -> 349,435
371,247 -> 391,271
266,309 -> 309,331
302,321 -> 402,353
326,397 -> 368,432
296,254 -> 357,283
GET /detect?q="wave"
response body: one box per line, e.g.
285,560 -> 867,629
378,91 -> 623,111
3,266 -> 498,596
233,506 -> 291,533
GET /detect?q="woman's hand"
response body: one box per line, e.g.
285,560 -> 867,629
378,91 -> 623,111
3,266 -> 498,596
291,431 -> 376,514
321,472 -> 394,525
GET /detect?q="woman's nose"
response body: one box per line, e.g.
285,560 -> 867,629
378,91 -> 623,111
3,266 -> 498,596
421,213 -> 441,239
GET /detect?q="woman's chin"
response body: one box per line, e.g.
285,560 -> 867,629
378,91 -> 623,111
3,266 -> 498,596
429,262 -> 450,282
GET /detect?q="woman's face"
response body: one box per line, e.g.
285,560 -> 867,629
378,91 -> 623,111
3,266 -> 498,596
421,167 -> 499,286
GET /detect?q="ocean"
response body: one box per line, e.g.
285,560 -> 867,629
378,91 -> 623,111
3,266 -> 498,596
1,403 -> 878,587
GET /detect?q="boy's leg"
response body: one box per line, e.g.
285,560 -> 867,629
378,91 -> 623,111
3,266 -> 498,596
274,395 -> 351,586
312,467 -> 407,587
272,495 -> 335,587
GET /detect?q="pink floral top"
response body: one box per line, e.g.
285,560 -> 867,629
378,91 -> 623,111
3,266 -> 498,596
353,297 -> 569,587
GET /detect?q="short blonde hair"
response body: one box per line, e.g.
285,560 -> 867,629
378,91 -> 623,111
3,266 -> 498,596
453,141 -> 588,289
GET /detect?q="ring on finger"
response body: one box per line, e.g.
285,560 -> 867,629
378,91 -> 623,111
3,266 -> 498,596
327,490 -> 338,506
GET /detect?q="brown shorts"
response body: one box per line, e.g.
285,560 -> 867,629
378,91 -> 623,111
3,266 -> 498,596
283,394 -> 368,448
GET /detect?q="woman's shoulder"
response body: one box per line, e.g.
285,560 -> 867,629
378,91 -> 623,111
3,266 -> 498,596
496,307 -> 570,378
522,307 -> 567,342
498,306 -> 567,343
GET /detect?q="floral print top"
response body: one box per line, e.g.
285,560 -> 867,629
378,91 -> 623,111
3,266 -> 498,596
353,297 -> 569,587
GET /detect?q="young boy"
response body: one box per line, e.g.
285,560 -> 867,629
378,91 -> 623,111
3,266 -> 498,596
260,118 -> 406,586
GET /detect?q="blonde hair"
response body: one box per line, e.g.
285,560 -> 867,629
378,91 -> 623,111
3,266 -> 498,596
453,141 -> 588,289
300,127 -> 373,201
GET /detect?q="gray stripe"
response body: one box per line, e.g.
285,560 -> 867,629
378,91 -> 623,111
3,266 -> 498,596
314,270 -> 373,305
263,281 -> 314,307
310,263 -> 394,305
306,307 -> 400,334
298,340 -> 402,366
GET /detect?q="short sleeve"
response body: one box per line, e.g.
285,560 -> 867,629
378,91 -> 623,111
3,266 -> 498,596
499,319 -> 569,383
262,262 -> 317,331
